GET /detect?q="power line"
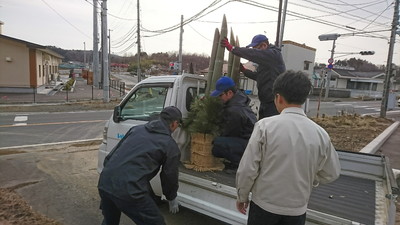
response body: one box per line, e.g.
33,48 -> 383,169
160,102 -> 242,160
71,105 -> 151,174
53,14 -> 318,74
236,0 -> 390,40
361,2 -> 393,30
41,0 -> 91,39
188,24 -> 212,41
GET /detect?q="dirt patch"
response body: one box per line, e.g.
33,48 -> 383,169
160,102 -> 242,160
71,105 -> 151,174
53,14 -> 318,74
0,188 -> 61,225
312,114 -> 394,152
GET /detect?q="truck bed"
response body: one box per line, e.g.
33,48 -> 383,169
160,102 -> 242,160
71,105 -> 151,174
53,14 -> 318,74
179,150 -> 395,225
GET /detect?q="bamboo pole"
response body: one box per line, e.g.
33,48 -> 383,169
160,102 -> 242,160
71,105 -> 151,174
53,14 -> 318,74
227,28 -> 235,78
231,36 -> 241,85
205,28 -> 220,94
210,15 -> 227,93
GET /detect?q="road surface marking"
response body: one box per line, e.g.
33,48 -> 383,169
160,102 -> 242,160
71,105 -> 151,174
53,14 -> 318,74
13,115 -> 28,126
1,120 -> 106,128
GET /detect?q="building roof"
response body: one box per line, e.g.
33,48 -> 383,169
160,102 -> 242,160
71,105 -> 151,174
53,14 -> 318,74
333,68 -> 385,79
0,34 -> 63,59
282,40 -> 316,51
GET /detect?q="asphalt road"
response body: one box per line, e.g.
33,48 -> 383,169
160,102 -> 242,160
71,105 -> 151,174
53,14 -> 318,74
0,111 -> 112,148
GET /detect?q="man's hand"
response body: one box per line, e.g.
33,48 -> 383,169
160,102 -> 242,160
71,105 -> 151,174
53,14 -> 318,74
168,198 -> 179,214
236,201 -> 249,215
220,37 -> 233,51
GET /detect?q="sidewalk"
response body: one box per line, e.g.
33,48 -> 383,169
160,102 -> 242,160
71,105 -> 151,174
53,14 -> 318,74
378,114 -> 400,170
0,76 -> 125,105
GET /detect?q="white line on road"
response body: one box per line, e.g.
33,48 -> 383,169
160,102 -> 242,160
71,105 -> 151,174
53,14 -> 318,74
14,116 -> 28,122
13,115 -> 28,126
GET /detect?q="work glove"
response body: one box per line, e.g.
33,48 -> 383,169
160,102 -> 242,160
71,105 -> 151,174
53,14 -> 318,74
239,63 -> 246,72
168,198 -> 179,214
220,37 -> 233,51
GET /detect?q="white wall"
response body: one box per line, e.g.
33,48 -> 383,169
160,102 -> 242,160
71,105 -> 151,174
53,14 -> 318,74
281,41 -> 316,78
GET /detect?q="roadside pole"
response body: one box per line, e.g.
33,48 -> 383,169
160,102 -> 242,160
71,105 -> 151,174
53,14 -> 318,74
101,0 -> 109,102
136,0 -> 141,82
93,0 -> 99,88
325,39 -> 336,100
380,0 -> 399,118
178,15 -> 183,75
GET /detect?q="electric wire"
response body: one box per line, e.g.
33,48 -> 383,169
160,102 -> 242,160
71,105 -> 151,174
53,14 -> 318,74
188,24 -> 212,41
41,0 -> 91,39
236,0 -> 390,40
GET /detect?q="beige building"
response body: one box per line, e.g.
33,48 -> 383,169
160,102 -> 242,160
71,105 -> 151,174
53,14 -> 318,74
0,34 -> 63,93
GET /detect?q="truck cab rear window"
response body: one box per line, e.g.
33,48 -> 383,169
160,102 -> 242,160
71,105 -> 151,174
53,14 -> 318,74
120,86 -> 168,121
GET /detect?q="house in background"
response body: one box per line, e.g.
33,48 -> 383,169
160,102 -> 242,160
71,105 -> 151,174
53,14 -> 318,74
331,68 -> 386,98
0,34 -> 63,93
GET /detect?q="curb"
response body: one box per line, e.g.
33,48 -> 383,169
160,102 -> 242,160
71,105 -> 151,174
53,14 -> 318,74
360,121 -> 400,154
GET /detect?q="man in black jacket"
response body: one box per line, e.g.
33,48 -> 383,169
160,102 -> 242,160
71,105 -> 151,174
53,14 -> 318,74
221,34 -> 286,119
210,76 -> 257,169
98,106 -> 182,225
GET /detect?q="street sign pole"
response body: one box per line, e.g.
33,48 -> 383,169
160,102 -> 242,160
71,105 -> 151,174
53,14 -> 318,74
325,39 -> 336,100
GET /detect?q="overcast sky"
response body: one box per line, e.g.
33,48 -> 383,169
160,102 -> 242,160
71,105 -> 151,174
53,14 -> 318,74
0,0 -> 398,66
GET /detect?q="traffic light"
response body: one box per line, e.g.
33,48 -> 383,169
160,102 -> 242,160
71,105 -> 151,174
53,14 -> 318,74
169,62 -> 174,70
359,51 -> 375,55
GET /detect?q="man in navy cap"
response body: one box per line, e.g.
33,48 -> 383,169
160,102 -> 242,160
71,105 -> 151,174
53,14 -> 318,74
98,106 -> 182,225
221,34 -> 286,119
211,76 -> 257,170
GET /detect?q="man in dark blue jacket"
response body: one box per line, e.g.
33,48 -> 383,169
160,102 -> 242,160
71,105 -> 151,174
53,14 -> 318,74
210,76 -> 257,169
98,106 -> 182,225
221,34 -> 286,119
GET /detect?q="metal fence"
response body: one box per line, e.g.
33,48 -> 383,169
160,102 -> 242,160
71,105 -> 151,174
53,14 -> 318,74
0,79 -> 126,104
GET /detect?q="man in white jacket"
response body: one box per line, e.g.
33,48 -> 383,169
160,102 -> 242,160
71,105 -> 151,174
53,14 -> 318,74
236,70 -> 341,225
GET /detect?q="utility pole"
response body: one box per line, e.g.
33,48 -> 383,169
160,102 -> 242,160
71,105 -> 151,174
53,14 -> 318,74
108,29 -> 111,77
83,42 -> 86,68
93,0 -> 99,87
318,33 -> 340,100
178,15 -> 183,74
380,0 -> 399,118
101,0 -> 109,102
325,39 -> 336,100
275,0 -> 282,46
136,0 -> 141,82
277,0 -> 288,48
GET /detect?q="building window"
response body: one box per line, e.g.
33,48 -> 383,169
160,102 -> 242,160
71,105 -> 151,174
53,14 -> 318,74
304,61 -> 311,70
39,65 -> 41,78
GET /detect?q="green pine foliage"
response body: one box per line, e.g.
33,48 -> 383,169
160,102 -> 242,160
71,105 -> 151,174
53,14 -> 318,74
183,95 -> 223,136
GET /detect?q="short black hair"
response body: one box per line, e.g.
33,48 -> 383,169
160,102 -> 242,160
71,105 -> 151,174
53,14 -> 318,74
273,70 -> 311,105
223,86 -> 237,94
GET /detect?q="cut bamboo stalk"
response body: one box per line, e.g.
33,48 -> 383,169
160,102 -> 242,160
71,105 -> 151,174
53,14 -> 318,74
231,36 -> 241,85
205,28 -> 220,94
210,15 -> 227,93
227,28 -> 235,78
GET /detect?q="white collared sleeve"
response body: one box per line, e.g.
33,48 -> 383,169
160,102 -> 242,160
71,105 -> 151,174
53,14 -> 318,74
235,122 -> 264,202
315,142 -> 341,185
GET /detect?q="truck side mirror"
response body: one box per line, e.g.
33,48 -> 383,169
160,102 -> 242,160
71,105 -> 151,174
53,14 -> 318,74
113,106 -> 122,123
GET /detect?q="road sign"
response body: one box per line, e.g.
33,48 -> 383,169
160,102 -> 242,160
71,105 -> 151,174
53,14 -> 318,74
327,64 -> 333,69
328,58 -> 333,64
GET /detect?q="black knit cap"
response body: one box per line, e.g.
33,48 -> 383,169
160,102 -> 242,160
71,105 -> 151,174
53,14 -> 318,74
160,106 -> 182,123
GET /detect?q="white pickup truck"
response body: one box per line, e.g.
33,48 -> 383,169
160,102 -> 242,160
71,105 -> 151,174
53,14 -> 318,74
98,73 -> 398,225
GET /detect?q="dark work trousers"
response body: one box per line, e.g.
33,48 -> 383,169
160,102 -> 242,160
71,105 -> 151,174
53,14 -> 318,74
99,189 -> 166,225
259,101 -> 279,120
248,201 -> 306,225
212,136 -> 249,167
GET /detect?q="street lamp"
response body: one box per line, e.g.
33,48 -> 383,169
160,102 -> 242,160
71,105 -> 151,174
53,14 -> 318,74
318,33 -> 340,100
